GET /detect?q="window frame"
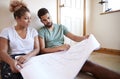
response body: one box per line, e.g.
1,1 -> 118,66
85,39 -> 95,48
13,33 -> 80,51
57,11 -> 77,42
100,0 -> 120,15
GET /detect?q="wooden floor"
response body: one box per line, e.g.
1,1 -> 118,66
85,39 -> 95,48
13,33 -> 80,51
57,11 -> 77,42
76,52 -> 120,79
89,52 -> 120,73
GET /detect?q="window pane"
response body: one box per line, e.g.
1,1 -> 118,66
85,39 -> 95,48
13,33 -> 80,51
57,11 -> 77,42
108,0 -> 120,11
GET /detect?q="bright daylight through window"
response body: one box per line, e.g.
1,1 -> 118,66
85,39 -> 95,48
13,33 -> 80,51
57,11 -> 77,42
103,0 -> 120,12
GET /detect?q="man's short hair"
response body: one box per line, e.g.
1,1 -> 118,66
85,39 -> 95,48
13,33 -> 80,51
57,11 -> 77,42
37,8 -> 49,19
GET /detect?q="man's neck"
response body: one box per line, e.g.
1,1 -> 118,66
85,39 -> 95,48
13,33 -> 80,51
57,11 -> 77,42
47,25 -> 54,31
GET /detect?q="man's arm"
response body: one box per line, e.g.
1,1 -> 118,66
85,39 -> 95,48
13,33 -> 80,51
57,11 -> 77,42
65,32 -> 89,42
39,36 -> 70,54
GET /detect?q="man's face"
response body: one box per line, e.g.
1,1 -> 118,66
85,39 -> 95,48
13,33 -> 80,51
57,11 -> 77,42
40,13 -> 53,28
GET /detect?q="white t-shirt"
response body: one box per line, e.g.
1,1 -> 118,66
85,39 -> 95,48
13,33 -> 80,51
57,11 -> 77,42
0,26 -> 38,55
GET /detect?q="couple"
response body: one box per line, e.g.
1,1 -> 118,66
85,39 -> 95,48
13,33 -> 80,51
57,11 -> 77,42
0,0 -> 120,79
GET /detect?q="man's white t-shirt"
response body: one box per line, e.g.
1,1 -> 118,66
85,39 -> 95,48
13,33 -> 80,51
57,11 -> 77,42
0,26 -> 38,55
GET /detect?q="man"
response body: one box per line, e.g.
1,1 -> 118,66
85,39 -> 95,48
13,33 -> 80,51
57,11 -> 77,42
37,8 -> 120,79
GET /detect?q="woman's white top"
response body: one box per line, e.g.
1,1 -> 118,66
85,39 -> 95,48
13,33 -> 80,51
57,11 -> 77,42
0,26 -> 38,55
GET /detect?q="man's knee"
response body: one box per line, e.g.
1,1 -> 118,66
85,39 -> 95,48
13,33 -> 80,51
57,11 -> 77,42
81,60 -> 95,72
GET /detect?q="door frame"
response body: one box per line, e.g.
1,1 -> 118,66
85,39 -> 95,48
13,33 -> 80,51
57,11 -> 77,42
56,0 -> 86,35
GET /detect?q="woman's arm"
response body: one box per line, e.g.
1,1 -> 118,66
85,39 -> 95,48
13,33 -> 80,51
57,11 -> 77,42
16,36 -> 40,64
0,37 -> 21,73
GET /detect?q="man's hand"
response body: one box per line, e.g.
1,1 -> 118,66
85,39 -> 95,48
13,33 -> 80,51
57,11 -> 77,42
58,44 -> 70,51
83,35 -> 89,40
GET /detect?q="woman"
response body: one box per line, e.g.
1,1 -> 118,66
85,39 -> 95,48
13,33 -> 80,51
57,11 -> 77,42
0,0 -> 39,79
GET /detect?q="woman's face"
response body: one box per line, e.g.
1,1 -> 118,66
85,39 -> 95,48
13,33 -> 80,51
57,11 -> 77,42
16,12 -> 31,28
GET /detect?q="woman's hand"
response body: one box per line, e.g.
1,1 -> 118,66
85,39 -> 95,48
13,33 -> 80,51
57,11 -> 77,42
16,55 -> 30,64
16,54 -> 30,64
9,59 -> 22,73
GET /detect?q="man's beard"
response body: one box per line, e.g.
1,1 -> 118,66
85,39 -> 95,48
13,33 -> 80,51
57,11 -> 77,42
45,22 -> 53,28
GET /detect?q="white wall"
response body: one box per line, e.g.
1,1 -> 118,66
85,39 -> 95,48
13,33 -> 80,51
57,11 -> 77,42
86,0 -> 120,50
1,0 -> 120,50
0,0 -> 57,31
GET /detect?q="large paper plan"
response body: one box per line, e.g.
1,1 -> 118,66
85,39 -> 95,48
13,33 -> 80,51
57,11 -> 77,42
20,34 -> 100,79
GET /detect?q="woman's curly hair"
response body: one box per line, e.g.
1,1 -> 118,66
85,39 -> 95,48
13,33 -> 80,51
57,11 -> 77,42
9,0 -> 30,19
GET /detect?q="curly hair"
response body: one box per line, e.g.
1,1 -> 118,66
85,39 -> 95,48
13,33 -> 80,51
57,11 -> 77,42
9,0 -> 30,19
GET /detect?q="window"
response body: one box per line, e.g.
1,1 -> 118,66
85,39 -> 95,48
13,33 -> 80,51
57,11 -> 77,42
99,0 -> 120,13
